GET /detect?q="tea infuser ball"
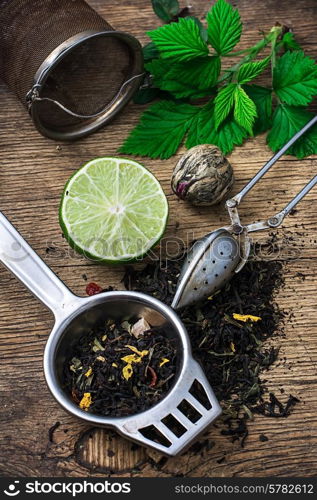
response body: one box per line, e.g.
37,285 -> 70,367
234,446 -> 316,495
0,0 -> 144,140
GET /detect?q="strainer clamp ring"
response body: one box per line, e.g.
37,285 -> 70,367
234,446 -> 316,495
25,30 -> 144,141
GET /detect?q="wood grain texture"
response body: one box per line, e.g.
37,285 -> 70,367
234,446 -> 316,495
0,0 -> 316,477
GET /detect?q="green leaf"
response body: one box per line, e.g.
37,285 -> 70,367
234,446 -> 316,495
143,42 -> 160,62
187,16 -> 209,43
147,17 -> 209,62
199,103 -> 248,154
267,104 -> 317,159
273,50 -> 317,106
214,83 -> 236,129
119,101 -> 200,159
237,57 -> 270,84
185,111 -> 202,148
207,0 -> 242,55
146,56 -> 220,98
281,32 -> 302,51
233,86 -> 257,134
244,85 -> 272,134
151,0 -> 179,22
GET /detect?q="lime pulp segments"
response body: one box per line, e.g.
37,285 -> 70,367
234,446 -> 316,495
59,158 -> 169,263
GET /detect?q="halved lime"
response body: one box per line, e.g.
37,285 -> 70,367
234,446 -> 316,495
60,157 -> 168,263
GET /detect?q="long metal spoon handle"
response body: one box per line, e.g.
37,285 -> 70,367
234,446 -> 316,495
233,114 -> 317,204
0,211 -> 77,319
269,175 -> 317,227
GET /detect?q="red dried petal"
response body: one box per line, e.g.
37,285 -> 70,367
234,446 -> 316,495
148,366 -> 158,388
86,282 -> 103,296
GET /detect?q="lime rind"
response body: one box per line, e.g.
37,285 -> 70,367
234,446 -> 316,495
59,157 -> 169,263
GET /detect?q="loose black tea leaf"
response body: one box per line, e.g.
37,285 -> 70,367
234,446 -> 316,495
123,252 -> 299,444
64,319 -> 177,417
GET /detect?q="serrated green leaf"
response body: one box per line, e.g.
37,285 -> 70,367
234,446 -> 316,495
146,59 -> 204,98
185,111 -> 202,148
187,16 -> 209,42
244,85 -> 272,134
199,104 -> 248,154
119,101 -> 200,159
214,83 -> 236,129
273,50 -> 317,106
146,56 -> 220,98
281,32 -> 302,51
184,104 -> 215,148
233,86 -> 257,134
151,0 -> 179,22
147,17 -> 209,62
267,104 -> 317,159
237,57 -> 270,84
143,42 -> 160,62
207,0 -> 242,55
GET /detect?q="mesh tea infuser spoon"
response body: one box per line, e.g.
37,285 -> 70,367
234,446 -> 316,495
172,115 -> 317,309
0,211 -> 221,456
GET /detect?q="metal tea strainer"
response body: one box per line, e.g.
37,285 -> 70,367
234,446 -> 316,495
0,211 -> 221,456
0,0 -> 144,140
172,115 -> 317,309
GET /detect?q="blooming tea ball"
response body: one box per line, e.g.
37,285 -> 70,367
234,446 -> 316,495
171,145 -> 234,206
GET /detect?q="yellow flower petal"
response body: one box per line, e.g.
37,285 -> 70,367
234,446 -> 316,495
79,392 -> 92,410
230,342 -> 236,353
84,367 -> 93,377
121,354 -> 139,364
233,313 -> 262,323
125,345 -> 149,358
159,358 -> 170,367
122,363 -> 133,381
112,362 -> 118,368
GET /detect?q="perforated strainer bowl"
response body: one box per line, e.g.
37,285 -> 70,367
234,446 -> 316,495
0,210 -> 222,456
0,0 -> 143,140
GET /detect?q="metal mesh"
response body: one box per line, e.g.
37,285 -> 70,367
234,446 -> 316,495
0,0 -> 139,134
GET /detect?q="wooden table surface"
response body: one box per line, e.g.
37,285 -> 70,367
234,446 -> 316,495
0,0 -> 317,478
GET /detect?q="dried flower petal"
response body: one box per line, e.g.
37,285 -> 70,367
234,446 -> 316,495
96,356 -> 106,362
84,367 -> 93,377
159,358 -> 170,367
233,313 -> 262,323
121,354 -> 139,364
230,342 -> 236,353
79,392 -> 92,410
131,317 -> 151,338
148,366 -> 158,388
122,363 -> 133,380
125,345 -> 149,358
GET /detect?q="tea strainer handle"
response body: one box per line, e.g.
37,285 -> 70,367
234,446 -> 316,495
0,211 -> 78,318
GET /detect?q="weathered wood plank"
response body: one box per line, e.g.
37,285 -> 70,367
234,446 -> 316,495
0,0 -> 316,477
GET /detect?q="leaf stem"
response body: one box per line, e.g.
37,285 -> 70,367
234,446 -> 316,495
223,48 -> 251,57
217,25 -> 283,85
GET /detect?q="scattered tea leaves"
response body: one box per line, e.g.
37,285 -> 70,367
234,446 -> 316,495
123,254 -> 299,444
